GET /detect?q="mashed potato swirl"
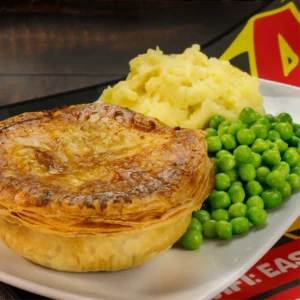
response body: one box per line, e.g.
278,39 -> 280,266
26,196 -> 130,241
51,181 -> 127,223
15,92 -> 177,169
99,45 -> 265,129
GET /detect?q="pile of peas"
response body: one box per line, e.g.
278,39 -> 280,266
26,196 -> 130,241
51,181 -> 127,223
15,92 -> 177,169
180,107 -> 300,250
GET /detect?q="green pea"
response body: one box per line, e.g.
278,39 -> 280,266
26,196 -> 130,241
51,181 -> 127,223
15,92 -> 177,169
283,148 -> 300,167
231,217 -> 249,235
207,190 -> 217,201
267,140 -> 279,150
251,124 -> 268,139
251,139 -> 270,153
287,174 -> 300,191
270,122 -> 277,130
291,166 -> 300,176
205,128 -> 218,138
293,123 -> 300,131
209,191 -> 231,209
298,143 -> 300,155
228,121 -> 244,136
262,149 -> 281,166
215,173 -> 231,191
247,207 -> 268,227
218,154 -> 236,171
180,230 -> 203,250
221,134 -> 237,151
245,180 -> 263,196
229,202 -> 247,218
255,166 -> 271,185
275,123 -> 293,141
216,221 -> 232,240
207,136 -> 222,153
267,130 -> 281,142
274,139 -> 288,153
288,136 -> 300,147
211,157 -> 219,174
211,209 -> 230,222
231,181 -> 243,187
216,149 -> 231,158
211,156 -> 219,164
203,220 -> 218,239
209,115 -> 225,129
218,120 -> 231,129
276,112 -> 293,124
266,170 -> 285,189
251,153 -> 262,169
239,107 -> 257,124
255,111 -> 262,120
237,129 -> 256,146
279,181 -> 292,198
295,129 -> 300,138
269,142 -> 280,150
265,114 -> 276,123
254,117 -> 271,130
246,196 -> 264,209
273,162 -> 290,179
239,164 -> 256,182
234,145 -> 253,163
224,169 -> 239,182
187,218 -> 203,232
228,185 -> 245,203
261,189 -> 282,209
192,210 -> 210,224
218,126 -> 230,138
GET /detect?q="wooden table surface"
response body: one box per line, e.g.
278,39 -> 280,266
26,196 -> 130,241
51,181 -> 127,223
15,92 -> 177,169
0,0 -> 271,107
0,1 -> 274,299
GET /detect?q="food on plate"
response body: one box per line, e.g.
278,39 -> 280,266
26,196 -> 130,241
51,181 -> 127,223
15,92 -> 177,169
181,108 -> 300,249
0,103 -> 214,272
98,45 -> 265,129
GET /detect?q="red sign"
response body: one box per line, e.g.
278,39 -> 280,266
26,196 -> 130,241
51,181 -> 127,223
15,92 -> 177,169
254,8 -> 300,86
221,2 -> 300,87
214,239 -> 300,299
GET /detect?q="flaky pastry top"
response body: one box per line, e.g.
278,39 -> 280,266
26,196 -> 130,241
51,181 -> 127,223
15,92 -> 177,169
0,103 -> 213,223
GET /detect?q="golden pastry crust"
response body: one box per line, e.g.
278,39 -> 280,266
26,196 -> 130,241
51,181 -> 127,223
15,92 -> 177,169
0,103 -> 213,232
0,103 -> 215,271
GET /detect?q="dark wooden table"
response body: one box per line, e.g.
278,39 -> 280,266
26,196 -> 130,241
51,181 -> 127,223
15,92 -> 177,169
0,1 -> 275,299
0,0 -> 271,107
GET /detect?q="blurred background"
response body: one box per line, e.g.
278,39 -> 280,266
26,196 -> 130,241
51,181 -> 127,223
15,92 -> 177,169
0,0 -> 273,106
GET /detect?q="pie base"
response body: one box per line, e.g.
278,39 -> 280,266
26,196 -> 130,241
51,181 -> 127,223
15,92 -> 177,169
0,213 -> 191,272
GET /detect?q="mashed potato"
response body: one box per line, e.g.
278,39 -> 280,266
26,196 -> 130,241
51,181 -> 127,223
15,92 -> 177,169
98,45 -> 265,129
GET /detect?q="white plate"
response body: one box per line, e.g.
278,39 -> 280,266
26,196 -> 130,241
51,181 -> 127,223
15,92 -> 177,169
1,79 -> 300,300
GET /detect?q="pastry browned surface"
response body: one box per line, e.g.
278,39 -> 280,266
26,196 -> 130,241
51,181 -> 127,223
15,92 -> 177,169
0,102 -> 214,271
0,103 -> 214,234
